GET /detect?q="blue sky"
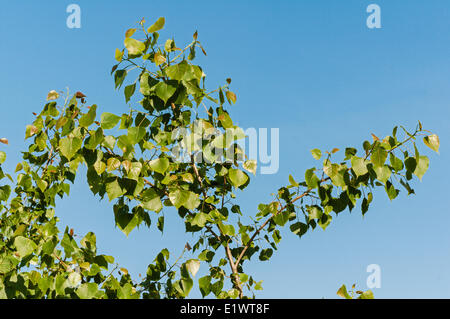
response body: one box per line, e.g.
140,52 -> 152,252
0,0 -> 449,298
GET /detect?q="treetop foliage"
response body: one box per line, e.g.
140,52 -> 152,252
0,16 -> 440,299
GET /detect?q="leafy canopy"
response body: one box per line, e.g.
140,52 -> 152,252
0,17 -> 440,299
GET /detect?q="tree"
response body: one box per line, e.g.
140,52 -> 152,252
0,17 -> 440,299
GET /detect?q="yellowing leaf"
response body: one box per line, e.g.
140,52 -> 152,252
186,259 -> 200,277
124,38 -> 145,56
226,91 -> 237,104
310,149 -> 321,160
243,160 -> 257,175
107,158 -> 121,172
46,90 -> 59,101
331,148 -> 340,154
0,151 -> 6,164
115,48 -> 124,62
125,28 -> 136,38
25,125 -> 38,139
423,134 -> 440,153
147,17 -> 165,33
414,155 -> 429,181
122,160 -> 131,173
337,285 -> 351,299
154,52 -> 166,66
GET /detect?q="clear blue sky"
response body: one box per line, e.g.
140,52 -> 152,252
0,0 -> 449,298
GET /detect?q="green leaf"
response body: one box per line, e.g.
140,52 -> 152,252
351,156 -> 368,176
114,208 -> 142,237
155,81 -> 177,104
400,179 -> 415,195
102,135 -> 116,149
169,189 -> 190,209
405,157 -> 417,173
228,288 -> 239,299
198,276 -> 211,298
307,206 -> 323,220
374,165 -> 391,184
37,179 -> 48,192
371,146 -> 387,167
14,236 -> 37,258
100,112 -> 121,129
289,174 -> 299,187
106,179 -> 125,201
141,189 -> 163,212
273,211 -> 289,226
85,127 -> 104,150
220,223 -> 236,236
185,191 -> 201,210
165,39 -> 175,52
310,149 -> 322,160
169,189 -> 200,210
191,212 -> 209,227
323,160 -> 339,178
166,60 -> 191,81
228,168 -> 248,188
128,162 -> 142,180
61,231 -> 78,256
0,257 -> 15,274
117,283 -> 139,299
147,17 -> 165,33
59,137 -> 82,160
414,155 -> 429,181
124,38 -> 145,56
124,84 -> 136,103
149,158 -> 169,174
0,151 -> 6,164
76,283 -> 99,299
318,214 -> 332,230
157,216 -> 164,233
389,153 -> 404,172
81,232 -> 97,251
198,250 -> 215,262
79,105 -> 97,127
140,72 -> 158,95
254,281 -> 263,291
178,277 -> 194,297
217,112 -> 233,129
0,185 -> 11,201
305,168 -> 319,188
127,127 -> 146,144
385,182 -> 399,201
114,70 -> 127,89
259,248 -> 273,261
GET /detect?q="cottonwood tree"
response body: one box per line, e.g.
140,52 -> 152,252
0,17 -> 440,299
